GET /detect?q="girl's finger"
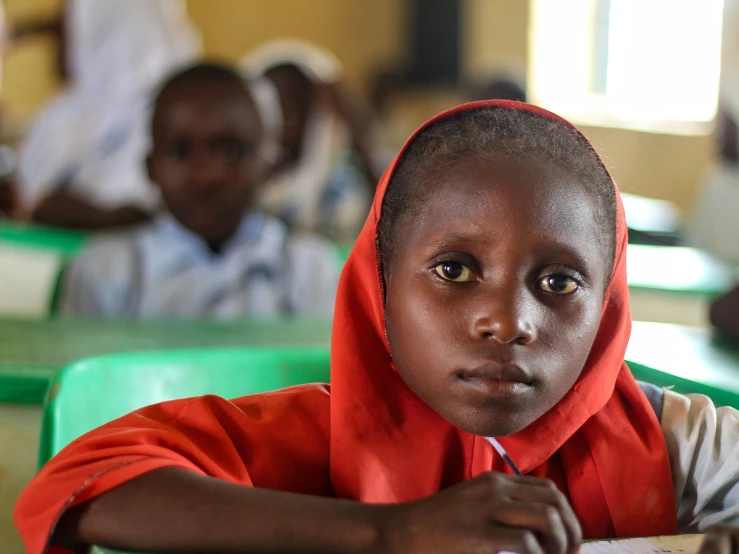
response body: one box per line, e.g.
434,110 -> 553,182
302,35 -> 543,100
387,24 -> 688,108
490,500 -> 569,554
485,525 -> 546,554
503,480 -> 582,552
699,531 -> 733,554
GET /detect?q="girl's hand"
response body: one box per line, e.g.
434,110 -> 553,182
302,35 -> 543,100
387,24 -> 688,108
385,472 -> 582,554
699,526 -> 739,554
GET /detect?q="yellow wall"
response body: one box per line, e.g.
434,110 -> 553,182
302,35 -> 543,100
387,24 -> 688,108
1,0 -> 63,120
0,0 -> 715,212
0,0 -> 407,115
185,0 -> 407,94
463,0 -> 528,80
580,126 -> 712,211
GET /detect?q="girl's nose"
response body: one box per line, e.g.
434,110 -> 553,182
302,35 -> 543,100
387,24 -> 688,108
470,295 -> 536,345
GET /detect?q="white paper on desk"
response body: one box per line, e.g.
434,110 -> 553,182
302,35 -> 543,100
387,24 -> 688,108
581,534 -> 705,554
0,244 -> 62,317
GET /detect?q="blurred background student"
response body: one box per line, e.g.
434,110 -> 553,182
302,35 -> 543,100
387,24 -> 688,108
14,0 -> 200,230
688,95 -> 739,266
467,75 -> 527,104
243,39 -> 379,241
60,62 -> 341,319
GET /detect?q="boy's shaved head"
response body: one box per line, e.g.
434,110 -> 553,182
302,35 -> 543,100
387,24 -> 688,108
152,62 -> 261,137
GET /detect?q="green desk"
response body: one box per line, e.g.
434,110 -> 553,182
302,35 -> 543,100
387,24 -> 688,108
0,317 -> 333,405
627,321 -> 739,408
621,192 -> 682,246
0,220 -> 88,258
627,245 -> 734,327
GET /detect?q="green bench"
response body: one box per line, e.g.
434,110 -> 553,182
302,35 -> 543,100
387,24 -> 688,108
627,245 -> 733,327
38,347 -> 332,466
621,192 -> 682,246
626,321 -> 739,408
0,220 -> 88,258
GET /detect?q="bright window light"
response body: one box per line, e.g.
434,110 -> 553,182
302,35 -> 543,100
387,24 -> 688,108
529,0 -> 724,133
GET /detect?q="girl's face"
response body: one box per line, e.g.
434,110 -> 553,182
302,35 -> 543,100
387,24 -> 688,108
384,157 -> 611,437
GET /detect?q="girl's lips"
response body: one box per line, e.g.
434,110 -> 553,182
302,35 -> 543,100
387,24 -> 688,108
455,363 -> 534,399
457,362 -> 533,383
457,375 -> 534,399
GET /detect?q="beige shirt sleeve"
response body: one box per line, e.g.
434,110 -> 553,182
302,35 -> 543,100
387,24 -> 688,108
661,389 -> 739,532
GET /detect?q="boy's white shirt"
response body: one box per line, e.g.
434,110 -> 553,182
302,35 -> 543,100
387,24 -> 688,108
59,212 -> 340,319
663,390 -> 739,532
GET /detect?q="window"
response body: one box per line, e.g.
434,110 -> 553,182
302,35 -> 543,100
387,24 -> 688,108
529,0 -> 724,133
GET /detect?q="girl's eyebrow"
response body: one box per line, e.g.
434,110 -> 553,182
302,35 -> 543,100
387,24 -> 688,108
421,229 -> 494,248
421,231 -> 597,271
527,239 -> 599,269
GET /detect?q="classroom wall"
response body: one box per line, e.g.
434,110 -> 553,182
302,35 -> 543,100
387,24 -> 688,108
0,0 -> 715,213
462,0 -> 714,215
185,0 -> 407,95
1,0 -> 63,120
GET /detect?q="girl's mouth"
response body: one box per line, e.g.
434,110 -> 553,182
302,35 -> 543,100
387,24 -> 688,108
456,375 -> 534,399
455,363 -> 534,400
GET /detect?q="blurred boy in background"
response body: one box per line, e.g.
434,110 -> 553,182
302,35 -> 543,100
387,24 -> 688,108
60,63 -> 340,319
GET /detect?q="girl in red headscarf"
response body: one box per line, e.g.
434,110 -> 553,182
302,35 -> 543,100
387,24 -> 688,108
15,102 -> 739,554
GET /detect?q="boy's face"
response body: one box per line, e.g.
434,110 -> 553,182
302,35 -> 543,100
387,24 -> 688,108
148,81 -> 267,249
384,158 -> 610,438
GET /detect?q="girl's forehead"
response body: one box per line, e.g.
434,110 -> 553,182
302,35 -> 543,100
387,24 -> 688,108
400,158 -> 608,260
416,155 -> 591,212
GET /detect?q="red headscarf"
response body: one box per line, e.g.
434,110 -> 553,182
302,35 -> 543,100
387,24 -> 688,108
15,101 -> 676,554
328,100 -> 677,538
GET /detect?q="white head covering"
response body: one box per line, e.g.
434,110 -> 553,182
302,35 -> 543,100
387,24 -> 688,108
17,0 -> 201,212
241,39 -> 365,233
241,38 -> 342,86
242,72 -> 283,167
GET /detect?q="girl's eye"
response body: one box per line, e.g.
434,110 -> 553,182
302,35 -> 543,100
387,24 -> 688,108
539,274 -> 579,295
434,262 -> 474,282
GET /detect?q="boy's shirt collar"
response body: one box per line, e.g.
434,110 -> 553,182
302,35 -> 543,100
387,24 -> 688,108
154,211 -> 266,260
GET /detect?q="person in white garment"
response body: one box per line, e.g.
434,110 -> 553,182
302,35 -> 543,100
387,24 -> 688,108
15,0 -> 200,230
60,62 -> 340,319
242,39 -> 380,241
687,0 -> 739,265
